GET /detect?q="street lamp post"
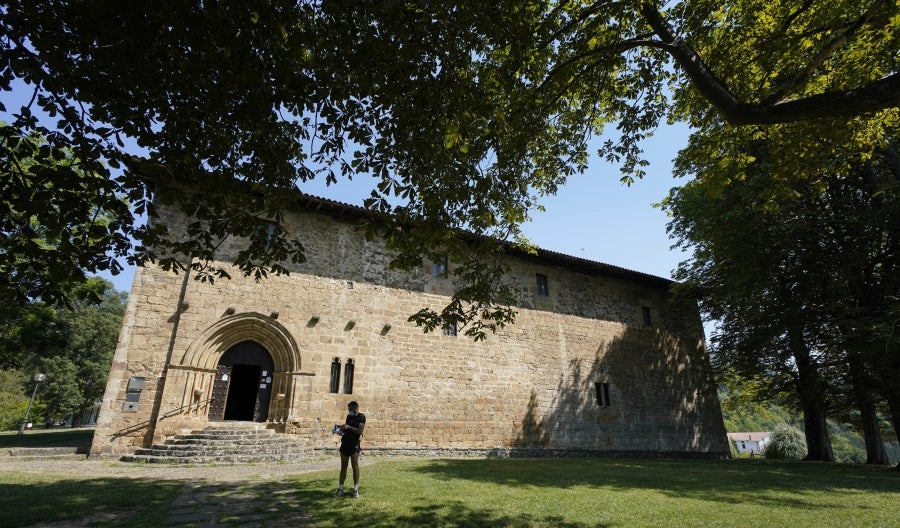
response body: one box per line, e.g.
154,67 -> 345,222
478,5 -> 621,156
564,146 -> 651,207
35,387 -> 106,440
17,373 -> 47,435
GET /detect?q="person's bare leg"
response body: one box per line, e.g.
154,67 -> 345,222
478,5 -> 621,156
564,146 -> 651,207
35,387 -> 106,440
350,453 -> 360,487
337,453 -> 350,493
350,452 -> 361,496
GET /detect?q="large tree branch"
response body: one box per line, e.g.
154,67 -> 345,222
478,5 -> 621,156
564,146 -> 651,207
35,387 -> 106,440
639,1 -> 900,125
764,0 -> 890,105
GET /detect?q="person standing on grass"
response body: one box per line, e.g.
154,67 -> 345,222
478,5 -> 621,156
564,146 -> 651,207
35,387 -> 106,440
334,401 -> 366,498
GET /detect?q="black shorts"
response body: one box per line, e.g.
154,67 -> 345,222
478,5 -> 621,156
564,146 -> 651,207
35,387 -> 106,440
339,443 -> 361,456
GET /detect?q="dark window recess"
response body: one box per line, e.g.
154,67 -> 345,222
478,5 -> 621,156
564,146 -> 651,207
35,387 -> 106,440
254,221 -> 278,246
536,273 -> 549,296
432,257 -> 448,277
343,359 -> 355,394
641,306 -> 652,326
442,323 -> 458,336
329,358 -> 341,393
595,382 -> 611,407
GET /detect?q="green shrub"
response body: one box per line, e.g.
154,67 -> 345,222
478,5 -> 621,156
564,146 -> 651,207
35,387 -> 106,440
765,423 -> 807,460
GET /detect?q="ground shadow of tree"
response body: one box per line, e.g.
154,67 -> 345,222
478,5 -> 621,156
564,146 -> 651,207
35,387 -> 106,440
406,457 -> 899,510
0,477 -> 183,527
285,474 -> 607,528
4,460 -> 894,527
2,477 -> 312,528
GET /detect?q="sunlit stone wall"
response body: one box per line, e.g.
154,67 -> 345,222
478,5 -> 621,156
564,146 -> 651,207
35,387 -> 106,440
91,196 -> 729,459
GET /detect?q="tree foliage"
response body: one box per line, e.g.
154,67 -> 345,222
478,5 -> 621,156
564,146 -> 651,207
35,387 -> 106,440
765,423 -> 808,460
0,277 -> 125,427
1,1 -> 897,336
662,113 -> 900,462
0,369 -> 27,429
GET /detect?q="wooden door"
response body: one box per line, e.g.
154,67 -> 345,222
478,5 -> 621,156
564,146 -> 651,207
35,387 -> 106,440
208,364 -> 232,421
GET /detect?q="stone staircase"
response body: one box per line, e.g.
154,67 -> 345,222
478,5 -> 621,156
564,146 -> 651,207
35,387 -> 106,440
121,422 -> 312,464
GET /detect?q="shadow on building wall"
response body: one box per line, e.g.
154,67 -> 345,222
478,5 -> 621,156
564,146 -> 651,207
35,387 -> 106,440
516,324 -> 726,455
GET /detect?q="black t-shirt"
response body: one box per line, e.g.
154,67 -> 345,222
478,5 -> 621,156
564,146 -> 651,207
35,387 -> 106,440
341,412 -> 366,447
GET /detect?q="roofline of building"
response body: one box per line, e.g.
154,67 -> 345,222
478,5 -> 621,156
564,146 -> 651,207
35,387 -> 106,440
293,192 -> 674,290
126,154 -> 675,291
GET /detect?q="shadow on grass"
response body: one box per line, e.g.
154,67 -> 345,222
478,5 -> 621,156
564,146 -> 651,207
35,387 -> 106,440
0,477 -> 183,528
3,457 -> 895,527
1,477 -> 311,528
284,475 -> 607,528
408,458 -> 899,509
392,501 -> 605,528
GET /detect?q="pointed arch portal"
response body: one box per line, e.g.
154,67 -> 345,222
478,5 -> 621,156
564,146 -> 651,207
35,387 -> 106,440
177,312 -> 301,423
208,341 -> 274,422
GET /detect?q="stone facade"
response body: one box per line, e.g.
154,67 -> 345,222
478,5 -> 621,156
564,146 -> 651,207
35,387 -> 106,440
91,194 -> 729,458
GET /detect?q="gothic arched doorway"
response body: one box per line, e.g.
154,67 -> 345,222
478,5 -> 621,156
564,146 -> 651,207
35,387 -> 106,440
208,341 -> 275,422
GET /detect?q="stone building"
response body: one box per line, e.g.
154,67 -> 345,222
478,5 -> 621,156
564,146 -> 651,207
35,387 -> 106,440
90,192 -> 729,458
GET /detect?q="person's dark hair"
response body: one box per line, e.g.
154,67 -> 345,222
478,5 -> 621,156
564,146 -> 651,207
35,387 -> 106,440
348,401 -> 358,408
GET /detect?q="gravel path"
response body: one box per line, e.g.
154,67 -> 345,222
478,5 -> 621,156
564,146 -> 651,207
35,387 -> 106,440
1,453 -> 354,481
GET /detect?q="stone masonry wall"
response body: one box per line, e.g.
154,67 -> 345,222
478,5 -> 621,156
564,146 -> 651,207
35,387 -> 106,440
91,199 -> 729,458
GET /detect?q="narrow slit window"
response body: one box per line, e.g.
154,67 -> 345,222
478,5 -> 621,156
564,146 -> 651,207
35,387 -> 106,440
254,221 -> 279,247
343,359 -> 355,394
536,273 -> 549,296
641,306 -> 652,327
595,382 -> 611,407
442,322 -> 457,336
432,257 -> 448,277
329,358 -> 341,394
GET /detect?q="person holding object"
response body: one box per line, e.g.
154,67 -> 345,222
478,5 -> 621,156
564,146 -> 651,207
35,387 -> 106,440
334,401 -> 366,498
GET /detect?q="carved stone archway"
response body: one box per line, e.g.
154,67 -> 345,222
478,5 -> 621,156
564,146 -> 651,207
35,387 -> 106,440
180,312 -> 300,372
165,312 -> 301,425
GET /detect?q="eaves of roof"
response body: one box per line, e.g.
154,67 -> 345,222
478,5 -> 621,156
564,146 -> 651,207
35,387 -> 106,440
293,192 -> 674,290
129,157 -> 674,290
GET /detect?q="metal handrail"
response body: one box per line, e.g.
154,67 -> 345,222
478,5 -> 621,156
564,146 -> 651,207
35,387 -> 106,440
112,398 -> 213,437
159,398 -> 213,420
112,418 -> 153,437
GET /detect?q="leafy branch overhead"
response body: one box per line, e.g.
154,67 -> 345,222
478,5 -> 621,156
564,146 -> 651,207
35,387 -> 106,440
1,1 -> 897,329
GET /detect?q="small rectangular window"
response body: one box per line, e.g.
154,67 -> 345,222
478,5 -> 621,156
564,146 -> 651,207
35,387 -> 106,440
442,323 -> 457,336
254,221 -> 279,247
641,306 -> 652,326
595,382 -> 611,407
343,359 -> 355,394
432,257 -> 448,277
536,273 -> 549,296
329,358 -> 341,393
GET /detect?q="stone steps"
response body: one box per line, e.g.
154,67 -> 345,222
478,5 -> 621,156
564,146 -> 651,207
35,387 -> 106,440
121,423 -> 312,464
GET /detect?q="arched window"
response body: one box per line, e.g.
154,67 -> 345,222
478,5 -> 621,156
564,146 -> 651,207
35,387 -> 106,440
343,359 -> 355,394
595,382 -> 611,406
329,358 -> 341,393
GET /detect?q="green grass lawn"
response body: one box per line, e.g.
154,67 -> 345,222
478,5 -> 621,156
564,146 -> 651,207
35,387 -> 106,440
286,458 -> 900,528
1,453 -> 897,527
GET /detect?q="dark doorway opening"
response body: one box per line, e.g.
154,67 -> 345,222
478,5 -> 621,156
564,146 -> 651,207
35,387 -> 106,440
223,364 -> 262,421
208,341 -> 274,423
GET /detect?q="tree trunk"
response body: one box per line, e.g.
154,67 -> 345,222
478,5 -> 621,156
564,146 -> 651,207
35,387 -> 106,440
848,354 -> 889,464
790,327 -> 835,462
883,386 -> 900,471
878,353 -> 900,470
